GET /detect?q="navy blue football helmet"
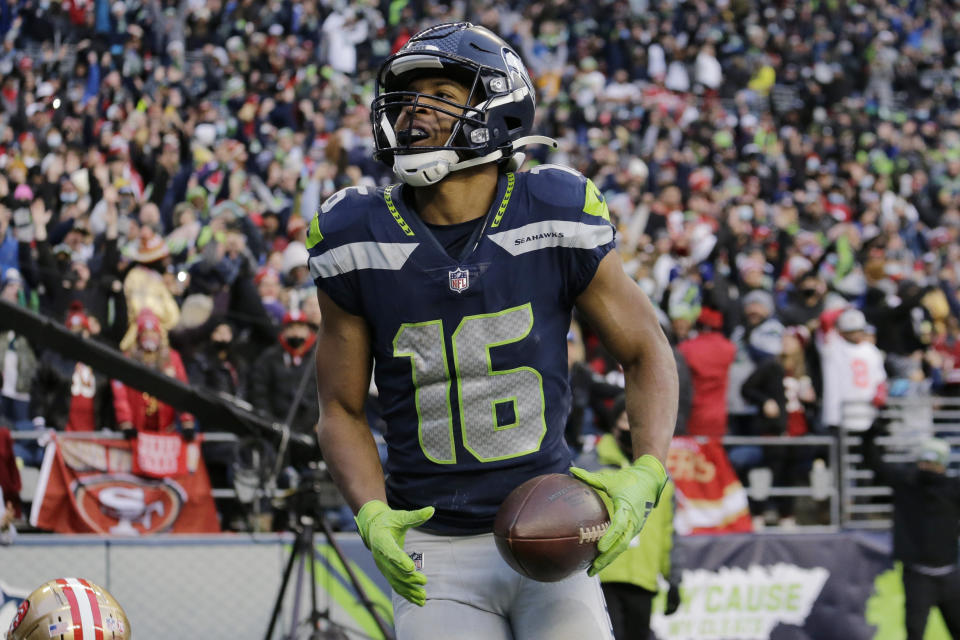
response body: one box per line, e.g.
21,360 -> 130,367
372,22 -> 556,186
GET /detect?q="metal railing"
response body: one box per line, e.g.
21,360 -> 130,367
719,434 -> 840,531
10,428 -> 844,531
10,396 -> 958,533
837,396 -> 960,530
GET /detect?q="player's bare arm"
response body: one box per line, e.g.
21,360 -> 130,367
575,249 -> 678,462
314,289 -> 386,513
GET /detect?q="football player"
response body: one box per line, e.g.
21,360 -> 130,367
5,578 -> 130,639
310,22 -> 678,639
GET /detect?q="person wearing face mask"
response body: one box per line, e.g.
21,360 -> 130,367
246,309 -> 319,439
112,308 -> 196,441
189,319 -> 247,397
176,316 -> 249,529
779,270 -> 828,331
58,175 -> 80,206
45,129 -> 63,152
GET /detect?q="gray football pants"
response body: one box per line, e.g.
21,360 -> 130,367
393,529 -> 614,640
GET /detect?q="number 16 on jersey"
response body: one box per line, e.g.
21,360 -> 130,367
393,303 -> 547,464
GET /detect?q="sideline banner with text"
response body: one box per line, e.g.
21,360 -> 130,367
29,434 -> 220,534
650,532 -> 952,640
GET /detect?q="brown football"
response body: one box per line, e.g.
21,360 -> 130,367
493,473 -> 610,582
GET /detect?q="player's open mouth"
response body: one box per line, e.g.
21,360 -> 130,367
397,128 -> 430,145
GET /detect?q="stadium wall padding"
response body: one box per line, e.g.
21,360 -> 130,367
0,531 -> 951,639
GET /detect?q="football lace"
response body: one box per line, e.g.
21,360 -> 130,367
578,521 -> 610,544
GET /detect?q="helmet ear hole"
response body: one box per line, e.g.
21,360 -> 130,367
504,116 -> 522,133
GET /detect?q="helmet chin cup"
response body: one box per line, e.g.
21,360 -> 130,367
505,151 -> 526,171
393,136 -> 556,187
393,149 -> 460,187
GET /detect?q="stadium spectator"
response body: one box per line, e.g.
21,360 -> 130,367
0,267 -> 38,465
678,307 -> 736,438
184,318 -> 247,399
740,326 -> 819,526
112,308 -> 195,441
818,307 -> 888,433
119,229 -> 179,351
255,265 -> 286,325
321,6 -> 375,76
29,302 -> 123,433
565,320 -> 624,451
248,309 -> 318,439
25,187 -> 126,342
863,420 -> 960,639
0,195 -> 18,276
778,267 -> 828,330
727,289 -> 785,437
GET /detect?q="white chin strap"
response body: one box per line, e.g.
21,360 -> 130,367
393,135 -> 558,187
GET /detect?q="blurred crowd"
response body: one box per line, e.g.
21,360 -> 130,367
2,0 -> 960,530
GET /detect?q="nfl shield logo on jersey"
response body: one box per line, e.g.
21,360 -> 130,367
449,268 -> 470,293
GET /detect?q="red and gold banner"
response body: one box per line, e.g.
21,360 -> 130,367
667,436 -> 753,535
132,432 -> 194,478
29,435 -> 220,534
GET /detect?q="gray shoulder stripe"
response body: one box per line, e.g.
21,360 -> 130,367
488,221 -> 613,255
309,241 -> 419,278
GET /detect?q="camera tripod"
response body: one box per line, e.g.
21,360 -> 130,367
265,508 -> 394,640
263,344 -> 393,639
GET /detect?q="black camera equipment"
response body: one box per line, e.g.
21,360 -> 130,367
265,464 -> 394,640
264,344 -> 394,640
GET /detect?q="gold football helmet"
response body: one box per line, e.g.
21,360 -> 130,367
6,578 -> 130,640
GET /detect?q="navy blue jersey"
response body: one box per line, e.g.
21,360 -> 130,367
308,166 -> 615,533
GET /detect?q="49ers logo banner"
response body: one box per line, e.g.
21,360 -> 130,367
29,435 -> 219,534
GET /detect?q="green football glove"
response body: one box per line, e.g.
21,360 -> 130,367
570,454 -> 668,576
355,499 -> 435,606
